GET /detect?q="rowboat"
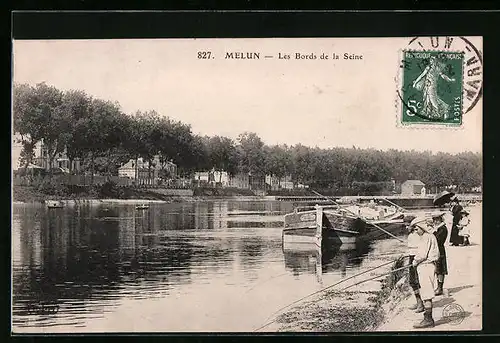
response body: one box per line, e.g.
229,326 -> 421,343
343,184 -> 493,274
46,200 -> 64,209
282,204 -> 409,247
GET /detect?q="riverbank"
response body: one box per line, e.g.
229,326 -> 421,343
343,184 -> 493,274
12,185 -> 175,203
376,204 -> 482,331
259,203 -> 481,332
258,239 -> 408,332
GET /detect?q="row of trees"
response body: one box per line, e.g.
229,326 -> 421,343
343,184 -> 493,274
13,82 -> 482,191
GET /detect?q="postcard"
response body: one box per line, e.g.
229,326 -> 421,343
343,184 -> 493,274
12,36 -> 482,333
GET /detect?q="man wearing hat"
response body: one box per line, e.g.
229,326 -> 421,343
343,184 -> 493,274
430,212 -> 448,296
405,217 -> 424,313
410,216 -> 440,328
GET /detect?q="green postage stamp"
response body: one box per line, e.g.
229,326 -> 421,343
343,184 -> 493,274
401,50 -> 464,125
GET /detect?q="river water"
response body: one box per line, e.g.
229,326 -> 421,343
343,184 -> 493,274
12,200 -> 410,333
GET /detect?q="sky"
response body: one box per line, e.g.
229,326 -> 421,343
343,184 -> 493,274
12,37 -> 482,167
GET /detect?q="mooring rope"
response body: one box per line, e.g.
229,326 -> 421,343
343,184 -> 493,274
253,257 -> 404,332
310,189 -> 406,243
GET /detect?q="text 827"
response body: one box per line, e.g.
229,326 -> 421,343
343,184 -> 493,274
197,51 -> 212,59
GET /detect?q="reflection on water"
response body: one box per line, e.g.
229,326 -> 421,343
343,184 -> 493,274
12,200 -> 385,332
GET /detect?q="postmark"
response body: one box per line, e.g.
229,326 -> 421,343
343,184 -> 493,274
400,50 -> 464,125
408,37 -> 483,114
395,36 -> 483,128
442,303 -> 466,325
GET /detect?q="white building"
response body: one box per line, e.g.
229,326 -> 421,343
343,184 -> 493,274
193,169 -> 230,186
118,155 -> 177,179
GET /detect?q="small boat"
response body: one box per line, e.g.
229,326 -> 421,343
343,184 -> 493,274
136,204 -> 149,210
283,203 -> 408,247
46,200 -> 64,209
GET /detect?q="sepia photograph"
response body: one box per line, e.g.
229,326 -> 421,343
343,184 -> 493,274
11,36 -> 482,333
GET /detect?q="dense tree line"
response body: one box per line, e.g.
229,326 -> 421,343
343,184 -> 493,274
13,83 -> 482,191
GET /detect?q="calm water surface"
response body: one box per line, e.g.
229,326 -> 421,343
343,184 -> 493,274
12,200 -> 394,332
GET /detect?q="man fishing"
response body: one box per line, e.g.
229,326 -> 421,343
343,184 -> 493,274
406,217 -> 424,313
410,216 -> 440,329
430,213 -> 448,296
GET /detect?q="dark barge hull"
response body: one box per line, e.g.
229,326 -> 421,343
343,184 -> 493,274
283,208 -> 408,246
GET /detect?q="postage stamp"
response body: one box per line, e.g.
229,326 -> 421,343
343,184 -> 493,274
400,50 -> 464,125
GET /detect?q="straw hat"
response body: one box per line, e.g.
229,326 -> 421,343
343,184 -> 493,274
410,215 -> 432,232
431,212 -> 446,220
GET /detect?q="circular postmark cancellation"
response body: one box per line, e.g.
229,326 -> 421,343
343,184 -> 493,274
398,36 -> 483,126
442,303 -> 466,325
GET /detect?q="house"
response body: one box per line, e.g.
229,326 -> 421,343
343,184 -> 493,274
265,175 -> 295,190
401,180 -> 426,196
228,173 -> 250,189
193,169 -> 230,187
228,172 -> 265,189
118,155 -> 177,181
32,139 -> 80,173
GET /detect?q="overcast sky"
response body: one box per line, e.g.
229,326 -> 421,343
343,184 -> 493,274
12,38 -> 482,166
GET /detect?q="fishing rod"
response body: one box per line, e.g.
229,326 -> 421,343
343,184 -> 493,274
246,252 -> 407,295
379,197 -> 407,212
347,251 -> 407,261
365,221 -> 405,243
341,264 -> 411,291
254,262 -> 411,332
310,189 -> 341,207
253,257 -> 402,332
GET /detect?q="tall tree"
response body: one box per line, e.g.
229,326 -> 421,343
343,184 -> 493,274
237,132 -> 266,175
13,83 -> 63,170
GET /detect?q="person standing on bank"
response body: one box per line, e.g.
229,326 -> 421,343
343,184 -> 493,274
430,213 -> 448,296
406,219 -> 424,312
410,216 -> 440,329
458,209 -> 471,246
449,196 -> 464,246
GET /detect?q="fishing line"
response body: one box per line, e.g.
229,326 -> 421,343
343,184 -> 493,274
244,272 -> 290,294
253,260 -> 411,332
366,221 -> 405,243
341,265 -> 411,291
253,258 -> 401,332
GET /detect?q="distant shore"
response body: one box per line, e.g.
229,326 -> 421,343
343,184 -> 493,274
11,185 -> 272,204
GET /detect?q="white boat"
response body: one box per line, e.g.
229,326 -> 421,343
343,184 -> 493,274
136,204 -> 150,210
46,200 -> 64,209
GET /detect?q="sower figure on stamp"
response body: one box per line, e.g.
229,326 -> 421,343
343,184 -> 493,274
406,218 -> 424,313
430,213 -> 448,296
409,216 -> 440,329
449,196 -> 464,246
412,56 -> 456,120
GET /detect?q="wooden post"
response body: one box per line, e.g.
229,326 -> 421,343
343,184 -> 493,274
315,204 -> 323,247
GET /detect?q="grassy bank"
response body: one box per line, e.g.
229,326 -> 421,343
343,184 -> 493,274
12,183 -> 173,203
257,249 -> 408,333
260,270 -> 397,332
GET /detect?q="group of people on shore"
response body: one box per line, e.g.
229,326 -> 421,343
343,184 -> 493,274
405,195 -> 471,329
